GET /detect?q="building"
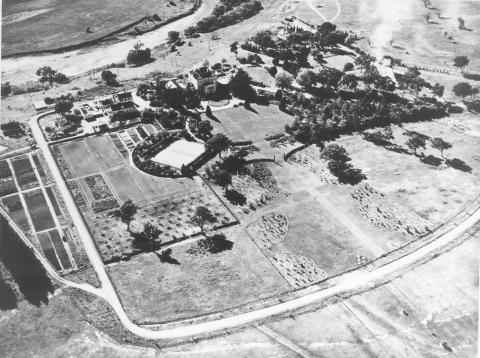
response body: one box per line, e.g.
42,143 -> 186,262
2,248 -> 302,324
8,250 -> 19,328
188,67 -> 218,95
113,91 -> 133,103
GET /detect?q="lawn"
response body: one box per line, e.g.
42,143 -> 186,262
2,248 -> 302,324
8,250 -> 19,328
2,0 -> 195,55
108,226 -> 289,324
245,66 -> 276,87
105,165 -> 193,205
204,104 -> 294,144
58,135 -> 124,177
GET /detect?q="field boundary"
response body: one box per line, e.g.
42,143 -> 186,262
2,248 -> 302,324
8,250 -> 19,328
2,0 -> 202,59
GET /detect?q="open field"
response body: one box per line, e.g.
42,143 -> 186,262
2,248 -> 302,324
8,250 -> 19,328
108,226 -> 289,323
264,232 -> 478,357
1,0 -> 195,55
294,0 -> 480,71
204,104 -> 294,144
334,115 -> 480,223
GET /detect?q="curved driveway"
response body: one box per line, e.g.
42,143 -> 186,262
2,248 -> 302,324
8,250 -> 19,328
29,112 -> 480,340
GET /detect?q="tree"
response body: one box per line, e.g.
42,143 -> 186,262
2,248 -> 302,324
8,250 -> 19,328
230,41 -> 239,58
432,83 -> 445,98
318,21 -> 336,35
192,206 -> 216,235
354,53 -> 375,71
213,169 -> 232,190
184,88 -> 201,108
168,30 -> 180,43
321,144 -> 350,162
453,56 -> 469,72
430,137 -> 452,158
55,100 -> 73,114
133,222 -> 160,252
252,30 -> 275,49
127,43 -> 151,65
340,73 -> 358,91
36,66 -> 68,87
118,199 -> 137,230
101,70 -> 117,86
405,134 -> 426,155
230,69 -> 255,99
453,82 -> 474,100
296,69 -> 317,90
275,71 -> 294,89
206,133 -> 230,157
1,82 -> 12,98
197,120 -> 213,138
343,62 -> 354,72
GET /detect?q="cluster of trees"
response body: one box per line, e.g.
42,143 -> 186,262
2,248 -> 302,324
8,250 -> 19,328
205,133 -> 230,156
138,79 -> 201,109
189,117 -> 213,140
36,66 -> 69,87
155,108 -> 188,129
321,144 -> 365,185
1,82 -> 12,98
110,108 -> 140,122
186,0 -> 262,35
127,42 -> 152,66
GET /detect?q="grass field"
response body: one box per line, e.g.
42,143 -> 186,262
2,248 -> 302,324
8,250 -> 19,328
204,104 -> 294,144
58,136 -> 125,178
1,0 -> 195,55
108,226 -> 288,323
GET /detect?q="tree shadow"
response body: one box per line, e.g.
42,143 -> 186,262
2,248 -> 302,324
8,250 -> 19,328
446,158 -> 472,173
245,103 -> 259,114
421,154 -> 442,166
204,234 -> 234,254
156,248 -> 180,265
206,111 -> 220,123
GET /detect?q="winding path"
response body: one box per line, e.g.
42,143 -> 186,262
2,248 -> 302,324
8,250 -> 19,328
305,0 -> 342,23
26,112 -> 480,340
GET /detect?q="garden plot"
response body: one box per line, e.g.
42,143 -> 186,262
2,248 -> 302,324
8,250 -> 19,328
290,147 -> 337,184
227,165 -> 286,217
249,212 -> 289,249
31,153 -> 52,186
117,131 -> 135,151
269,253 -> 328,288
127,128 -> 141,144
45,187 -> 62,217
108,133 -> 129,160
67,180 -> 87,210
80,174 -> 119,213
11,156 -> 39,190
351,183 -> 433,237
152,139 -> 205,168
0,160 -> 17,197
23,189 -> 56,232
1,194 -> 30,233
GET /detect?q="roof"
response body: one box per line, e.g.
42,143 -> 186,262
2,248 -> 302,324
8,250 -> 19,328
33,101 -> 47,110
